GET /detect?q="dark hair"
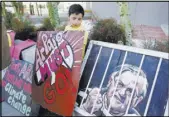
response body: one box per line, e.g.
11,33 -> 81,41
68,4 -> 84,17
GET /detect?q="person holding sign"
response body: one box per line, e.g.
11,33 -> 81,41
65,4 -> 88,58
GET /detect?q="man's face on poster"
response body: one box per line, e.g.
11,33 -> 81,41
106,71 -> 145,115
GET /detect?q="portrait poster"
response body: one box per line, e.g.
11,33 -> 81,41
74,40 -> 169,116
1,59 -> 34,116
32,31 -> 84,116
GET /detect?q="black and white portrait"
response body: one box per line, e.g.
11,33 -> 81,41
74,41 -> 169,116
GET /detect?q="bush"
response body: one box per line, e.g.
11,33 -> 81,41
90,18 -> 126,45
4,11 -> 14,29
56,24 -> 66,31
36,27 -> 48,31
12,18 -> 34,31
41,18 -> 54,31
14,26 -> 35,41
11,17 -> 36,41
55,22 -> 66,31
142,39 -> 169,53
3,11 -> 36,41
38,17 -> 66,31
11,18 -> 24,32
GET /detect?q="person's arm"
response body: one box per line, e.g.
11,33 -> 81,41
64,25 -> 71,31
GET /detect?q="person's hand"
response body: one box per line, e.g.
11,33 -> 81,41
83,88 -> 102,113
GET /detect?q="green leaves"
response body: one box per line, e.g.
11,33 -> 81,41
11,2 -> 24,21
42,18 -> 54,30
90,18 -> 126,45
118,2 -> 132,45
47,2 -> 60,29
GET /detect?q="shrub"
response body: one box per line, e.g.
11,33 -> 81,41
14,26 -> 35,41
11,18 -> 25,32
11,17 -> 35,41
55,24 -> 66,31
38,17 -> 65,31
3,11 -> 36,41
142,39 -> 169,53
41,17 -> 54,31
4,11 -> 14,29
90,18 -> 126,45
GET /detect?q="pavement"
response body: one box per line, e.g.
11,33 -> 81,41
1,100 -> 40,116
1,102 -> 25,116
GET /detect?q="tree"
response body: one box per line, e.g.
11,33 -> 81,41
47,2 -> 60,29
36,2 -> 40,16
2,2 -> 7,17
29,2 -> 35,15
39,4 -> 43,16
11,2 -> 24,21
117,2 -> 132,46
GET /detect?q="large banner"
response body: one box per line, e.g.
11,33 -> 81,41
74,40 -> 169,116
32,31 -> 84,116
1,60 -> 34,116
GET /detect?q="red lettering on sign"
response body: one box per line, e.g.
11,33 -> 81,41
54,49 -> 63,66
48,54 -> 58,72
43,65 -> 77,104
23,82 -> 31,95
63,67 -> 77,93
37,47 -> 65,84
6,71 -> 15,83
59,41 -> 70,58
55,72 -> 68,95
10,63 -> 21,74
44,80 -> 56,104
39,63 -> 51,81
14,77 -> 23,89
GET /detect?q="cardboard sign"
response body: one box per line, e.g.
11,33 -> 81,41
1,60 -> 33,116
32,31 -> 84,116
74,40 -> 169,116
21,45 -> 36,64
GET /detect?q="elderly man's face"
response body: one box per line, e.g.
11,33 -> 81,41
106,71 -> 145,115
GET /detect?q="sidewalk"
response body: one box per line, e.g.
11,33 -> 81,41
1,101 -> 40,116
1,102 -> 25,116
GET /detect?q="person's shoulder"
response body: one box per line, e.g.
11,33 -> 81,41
74,24 -> 85,31
79,25 -> 85,30
65,24 -> 86,31
64,25 -> 71,31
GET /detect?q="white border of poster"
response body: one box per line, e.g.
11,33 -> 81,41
75,40 -> 169,116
